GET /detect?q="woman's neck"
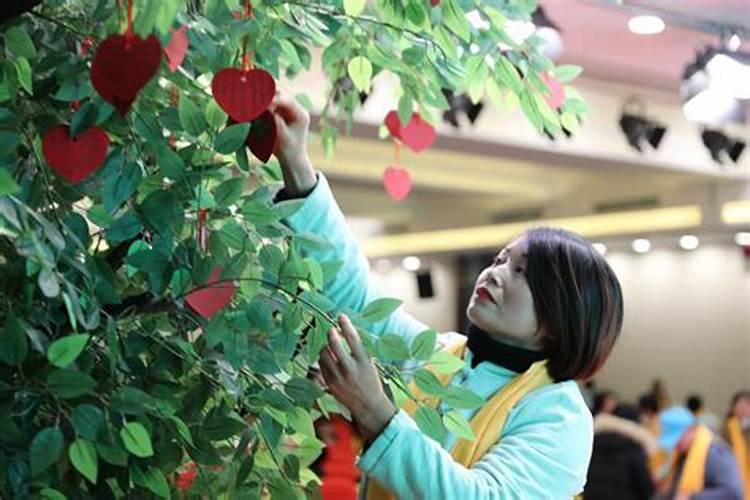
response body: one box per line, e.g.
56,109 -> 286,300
466,322 -> 545,372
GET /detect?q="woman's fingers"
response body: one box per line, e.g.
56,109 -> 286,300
319,347 -> 342,382
338,314 -> 366,362
271,92 -> 305,125
327,327 -> 355,372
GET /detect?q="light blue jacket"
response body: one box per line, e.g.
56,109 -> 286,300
281,174 -> 593,499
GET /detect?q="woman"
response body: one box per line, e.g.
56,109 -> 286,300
725,391 -> 750,499
271,94 -> 624,498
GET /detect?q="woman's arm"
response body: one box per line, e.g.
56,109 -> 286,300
272,94 -> 428,344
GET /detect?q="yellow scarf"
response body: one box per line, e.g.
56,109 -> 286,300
662,425 -> 713,495
366,337 -> 552,500
727,417 -> 750,499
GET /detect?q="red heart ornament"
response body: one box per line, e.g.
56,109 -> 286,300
382,166 -> 412,202
91,34 -> 162,115
186,267 -> 236,319
401,114 -> 436,153
42,125 -> 109,183
384,110 -> 403,140
211,68 -> 276,123
542,73 -> 566,109
164,26 -> 189,73
246,110 -> 278,163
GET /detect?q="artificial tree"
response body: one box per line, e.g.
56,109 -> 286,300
0,0 -> 585,497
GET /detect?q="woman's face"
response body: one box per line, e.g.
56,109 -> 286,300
732,396 -> 750,419
466,236 -> 540,349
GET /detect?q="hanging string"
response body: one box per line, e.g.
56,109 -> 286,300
169,85 -> 180,148
125,0 -> 134,39
197,209 -> 209,253
116,0 -> 122,32
394,138 -> 401,166
241,0 -> 253,72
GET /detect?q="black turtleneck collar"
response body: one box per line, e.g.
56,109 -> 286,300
466,322 -> 545,373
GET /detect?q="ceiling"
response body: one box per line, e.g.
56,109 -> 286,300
543,0 -> 750,91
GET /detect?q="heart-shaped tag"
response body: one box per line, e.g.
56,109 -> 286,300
384,110 -> 403,140
42,125 -> 110,183
164,26 -> 189,73
542,73 -> 566,110
211,68 -> 276,123
246,110 -> 277,163
401,114 -> 436,153
90,34 -> 162,115
185,267 -> 236,319
382,166 -> 412,202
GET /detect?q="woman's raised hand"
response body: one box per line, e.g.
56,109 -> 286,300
271,91 -> 317,197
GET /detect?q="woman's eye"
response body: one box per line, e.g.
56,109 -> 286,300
515,266 -> 526,275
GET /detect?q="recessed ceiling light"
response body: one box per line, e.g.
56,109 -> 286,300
679,235 -> 700,250
628,15 -> 665,35
402,256 -> 422,272
592,243 -> 607,256
631,238 -> 651,254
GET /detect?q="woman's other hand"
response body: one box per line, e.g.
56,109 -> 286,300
271,91 -> 316,197
319,314 -> 398,442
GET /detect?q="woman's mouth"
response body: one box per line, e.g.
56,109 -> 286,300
475,286 -> 497,304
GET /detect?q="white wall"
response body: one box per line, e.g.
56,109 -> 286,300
369,240 -> 750,414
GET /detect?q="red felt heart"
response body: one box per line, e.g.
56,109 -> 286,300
401,113 -> 436,153
91,34 -> 162,115
211,68 -> 276,123
185,267 -> 236,319
164,26 -> 189,73
382,166 -> 412,202
42,125 -> 109,183
542,73 -> 566,109
384,110 -> 403,140
246,110 -> 277,163
430,0 -> 440,5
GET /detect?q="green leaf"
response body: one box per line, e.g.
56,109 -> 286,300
169,415 -> 194,446
70,102 -> 99,138
103,162 -> 143,213
560,112 -> 580,134
428,351 -> 464,374
411,329 -> 437,360
413,369 -> 446,396
553,65 -> 583,83
496,56 -> 523,94
441,0 -> 470,43
106,212 -> 142,242
442,386 -> 484,409
154,143 -> 185,179
132,465 -> 170,498
215,123 -> 250,154
202,415 -> 248,440
214,177 -> 244,207
169,269 -> 191,295
397,92 -> 413,126
361,297 -> 403,323
69,439 -> 98,484
0,168 -> 19,195
71,404 -> 104,441
39,488 -> 66,500
5,26 -> 36,59
344,0 -> 366,16
14,57 -> 32,95
0,315 -> 27,365
139,190 -> 182,232
347,56 -> 373,93
414,405 -> 446,443
443,410 -> 476,440
47,334 -> 90,368
30,427 -> 64,476
205,99 -> 228,129
38,269 -> 60,298
120,422 -> 154,457
242,200 -> 280,226
377,334 -> 410,361
285,377 -> 324,404
179,95 -> 207,136
47,369 -> 97,399
110,387 -> 156,415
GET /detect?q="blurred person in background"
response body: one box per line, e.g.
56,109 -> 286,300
651,378 -> 671,412
641,392 -> 667,478
687,394 -> 721,434
657,407 -> 742,500
584,404 -> 656,500
724,391 -> 750,499
593,390 -> 619,416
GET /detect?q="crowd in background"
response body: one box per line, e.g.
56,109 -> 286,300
582,380 -> 750,499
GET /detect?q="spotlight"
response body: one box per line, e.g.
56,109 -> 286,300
442,89 -> 484,128
631,238 -> 651,254
701,129 -> 746,164
628,15 -> 665,35
679,235 -> 700,251
681,46 -> 749,124
619,98 -> 666,152
592,243 -> 607,256
402,256 -> 421,272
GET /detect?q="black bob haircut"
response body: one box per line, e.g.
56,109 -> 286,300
524,227 -> 624,382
